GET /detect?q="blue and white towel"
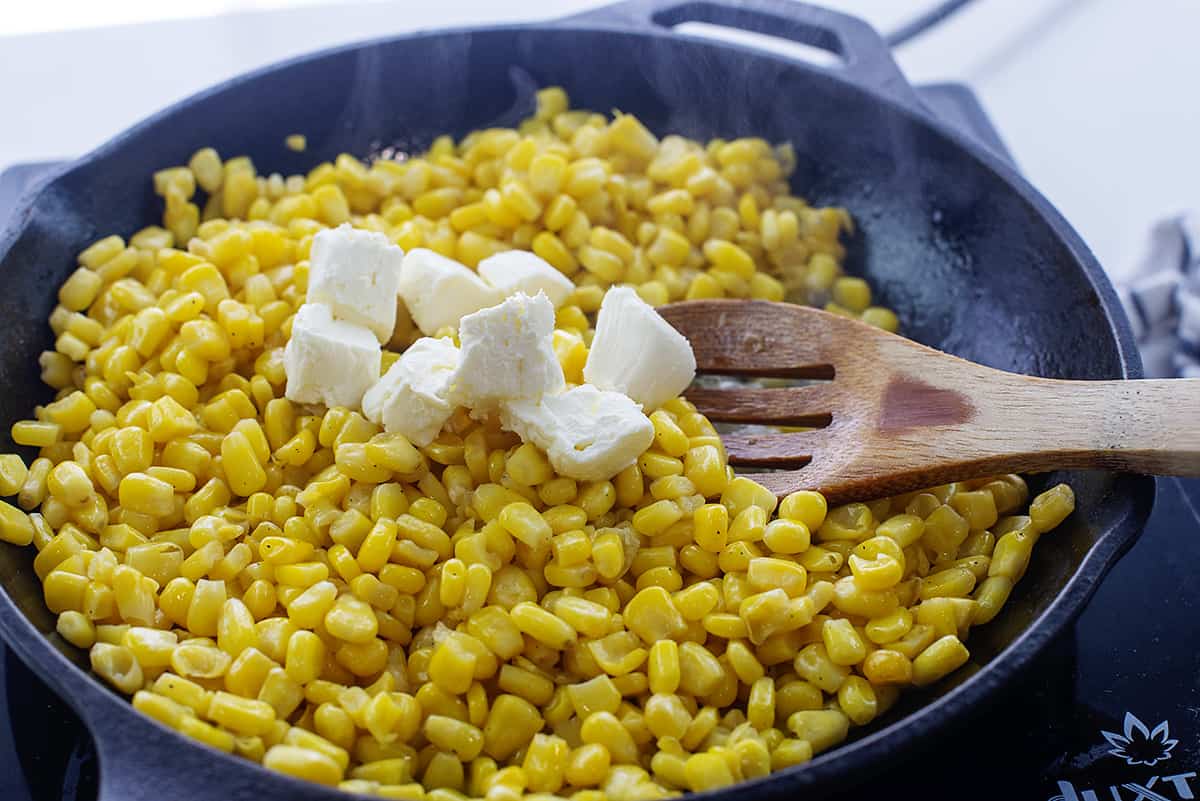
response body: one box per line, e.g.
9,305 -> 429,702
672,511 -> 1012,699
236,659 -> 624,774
1119,214 -> 1200,378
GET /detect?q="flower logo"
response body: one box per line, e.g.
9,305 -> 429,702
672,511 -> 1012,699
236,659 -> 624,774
1101,712 -> 1178,767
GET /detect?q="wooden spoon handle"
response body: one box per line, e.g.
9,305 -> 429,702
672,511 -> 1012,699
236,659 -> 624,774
976,376 -> 1200,475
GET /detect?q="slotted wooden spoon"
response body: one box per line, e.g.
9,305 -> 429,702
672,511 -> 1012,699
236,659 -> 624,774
659,299 -> 1200,504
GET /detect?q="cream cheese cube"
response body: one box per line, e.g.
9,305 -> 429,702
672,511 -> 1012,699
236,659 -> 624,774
306,223 -> 404,343
583,286 -> 696,410
362,337 -> 460,447
501,385 -> 654,481
449,292 -> 565,412
284,303 -> 380,409
478,251 -> 575,308
398,248 -> 502,334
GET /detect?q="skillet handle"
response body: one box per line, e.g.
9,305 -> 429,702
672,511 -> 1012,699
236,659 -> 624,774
558,0 -> 924,111
0,597 -> 335,801
84,699 -> 257,801
66,681 -> 332,801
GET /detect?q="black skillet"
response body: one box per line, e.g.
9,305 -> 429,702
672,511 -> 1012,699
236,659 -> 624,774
0,1 -> 1154,798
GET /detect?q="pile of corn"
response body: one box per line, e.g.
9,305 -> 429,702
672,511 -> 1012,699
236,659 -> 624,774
0,87 -> 1075,799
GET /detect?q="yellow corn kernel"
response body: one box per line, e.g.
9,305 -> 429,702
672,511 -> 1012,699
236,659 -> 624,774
505,443 -> 553,487
819,618 -> 866,666
498,663 -> 555,706
671,579 -> 717,619
224,647 -> 276,699
949,489 -> 999,532
45,391 -> 98,434
143,466 -> 195,494
149,673 -> 210,717
544,595 -> 604,638
219,431 -> 268,499
760,518 -> 809,555
283,629 -> 326,685
118,625 -> 176,667
325,595 -> 379,644
668,641 -> 722,699
482,693 -> 543,761
923,504 -> 969,558
286,579 -> 338,628
864,607 -> 913,644
208,690 -> 276,736
58,267 -> 104,311
875,513 -> 925,547
1030,483 -> 1075,532
110,427 -> 153,475
424,714 -> 484,762
0,500 -> 35,546
911,634 -> 970,686
790,641 -> 849,694
181,148 -> 221,194
862,649 -> 912,685
860,306 -> 899,331
509,602 -> 576,650
175,715 -> 233,753
919,566 -> 977,600
577,245 -> 624,282
577,710 -> 637,766
131,689 -> 192,729
263,744 -> 344,786
13,421 -> 61,449
747,556 -> 807,598
972,575 -> 1015,625
634,638 -> 679,695
644,692 -> 692,741
830,276 -> 870,313
888,623 -> 938,661
684,752 -> 735,792
786,708 -> 849,754
252,667 -> 303,719
988,529 -> 1036,580
119,472 -> 176,518
90,642 -> 144,694
560,673 -> 618,719
566,743 -> 611,789
497,502 -> 552,550
44,570 -> 89,614
56,609 -> 96,648
428,637 -> 478,695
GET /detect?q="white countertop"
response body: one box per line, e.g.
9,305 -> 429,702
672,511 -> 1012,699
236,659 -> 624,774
2,0 -> 1195,281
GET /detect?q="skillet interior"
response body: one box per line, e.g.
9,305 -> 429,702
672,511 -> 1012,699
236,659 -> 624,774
0,23 -> 1151,798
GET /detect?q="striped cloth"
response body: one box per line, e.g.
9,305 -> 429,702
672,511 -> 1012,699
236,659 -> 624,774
1118,214 -> 1200,378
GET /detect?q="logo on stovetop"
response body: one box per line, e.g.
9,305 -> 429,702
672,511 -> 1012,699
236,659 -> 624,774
1103,713 -> 1179,767
1048,712 -> 1194,801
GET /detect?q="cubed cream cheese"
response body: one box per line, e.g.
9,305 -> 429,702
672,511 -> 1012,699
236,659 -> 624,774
284,303 -> 381,409
501,384 -> 654,481
398,248 -> 502,334
450,292 -> 565,412
477,251 -> 575,308
362,337 -> 460,447
583,286 -> 696,410
306,223 -> 404,343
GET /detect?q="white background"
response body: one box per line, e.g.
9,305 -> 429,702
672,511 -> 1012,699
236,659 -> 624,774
1,0 -> 1195,281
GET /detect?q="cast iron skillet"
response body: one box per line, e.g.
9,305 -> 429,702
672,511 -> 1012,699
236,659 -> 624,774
0,1 -> 1155,798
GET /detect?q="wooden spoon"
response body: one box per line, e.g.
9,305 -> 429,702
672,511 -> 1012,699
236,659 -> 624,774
658,299 -> 1200,503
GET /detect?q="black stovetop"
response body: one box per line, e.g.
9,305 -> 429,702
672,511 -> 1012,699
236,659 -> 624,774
2,85 -> 1198,801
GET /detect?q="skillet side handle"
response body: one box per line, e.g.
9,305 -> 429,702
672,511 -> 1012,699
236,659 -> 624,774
88,703 -> 252,801
73,686 -> 334,801
557,0 -> 924,111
